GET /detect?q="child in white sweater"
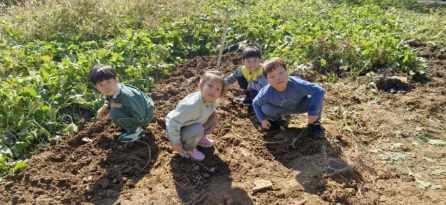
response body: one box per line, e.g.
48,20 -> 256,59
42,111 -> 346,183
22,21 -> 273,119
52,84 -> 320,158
166,71 -> 225,161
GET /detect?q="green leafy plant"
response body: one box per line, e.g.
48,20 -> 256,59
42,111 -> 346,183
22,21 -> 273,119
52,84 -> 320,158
0,0 -> 440,176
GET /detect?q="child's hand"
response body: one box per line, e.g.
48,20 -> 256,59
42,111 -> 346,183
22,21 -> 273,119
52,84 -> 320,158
172,144 -> 188,157
227,83 -> 237,90
97,105 -> 110,120
261,120 -> 271,130
308,115 -> 318,124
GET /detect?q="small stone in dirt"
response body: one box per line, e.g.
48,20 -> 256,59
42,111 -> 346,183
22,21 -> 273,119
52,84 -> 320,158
252,179 -> 273,193
81,137 -> 93,143
416,179 -> 432,190
50,135 -> 62,145
391,143 -> 411,152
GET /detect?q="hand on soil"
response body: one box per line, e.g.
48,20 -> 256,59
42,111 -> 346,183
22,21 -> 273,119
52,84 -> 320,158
96,105 -> 110,120
307,115 -> 318,124
172,144 -> 188,157
288,200 -> 306,205
224,83 -> 237,90
261,120 -> 271,130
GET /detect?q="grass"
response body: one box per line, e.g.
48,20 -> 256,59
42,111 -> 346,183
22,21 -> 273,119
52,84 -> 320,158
1,0 -> 203,41
0,0 -> 445,176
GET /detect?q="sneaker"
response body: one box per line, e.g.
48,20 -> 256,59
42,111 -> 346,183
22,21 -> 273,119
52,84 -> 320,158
189,148 -> 205,161
118,127 -> 143,142
307,123 -> 324,139
198,135 -> 214,148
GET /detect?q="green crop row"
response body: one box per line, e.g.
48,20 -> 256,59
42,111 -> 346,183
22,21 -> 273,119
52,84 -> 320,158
1,0 -> 442,176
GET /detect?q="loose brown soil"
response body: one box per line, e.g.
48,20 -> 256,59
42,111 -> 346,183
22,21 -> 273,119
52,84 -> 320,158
1,44 -> 445,205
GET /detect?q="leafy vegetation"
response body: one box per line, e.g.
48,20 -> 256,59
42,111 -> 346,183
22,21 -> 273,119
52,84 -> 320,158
1,0 -> 445,176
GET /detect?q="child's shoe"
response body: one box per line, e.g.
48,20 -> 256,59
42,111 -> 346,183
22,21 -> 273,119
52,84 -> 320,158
307,123 -> 324,139
189,148 -> 205,161
118,127 -> 143,142
198,135 -> 214,148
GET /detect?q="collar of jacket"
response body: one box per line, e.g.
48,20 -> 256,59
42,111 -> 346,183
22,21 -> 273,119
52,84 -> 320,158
241,66 -> 263,81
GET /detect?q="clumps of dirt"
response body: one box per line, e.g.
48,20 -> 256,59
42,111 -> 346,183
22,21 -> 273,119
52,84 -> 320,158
1,44 -> 445,205
0,55 -> 246,205
375,75 -> 411,92
0,54 -> 372,205
0,119 -> 159,205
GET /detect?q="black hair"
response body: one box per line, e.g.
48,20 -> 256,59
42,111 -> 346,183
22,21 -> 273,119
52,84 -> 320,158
89,64 -> 117,84
241,46 -> 261,59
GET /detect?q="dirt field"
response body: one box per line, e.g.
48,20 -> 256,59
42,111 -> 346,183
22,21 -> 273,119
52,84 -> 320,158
0,43 -> 445,205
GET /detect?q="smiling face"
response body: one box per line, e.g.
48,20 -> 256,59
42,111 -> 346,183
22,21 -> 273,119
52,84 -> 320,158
200,79 -> 223,103
242,57 -> 261,71
95,78 -> 119,96
266,65 -> 289,92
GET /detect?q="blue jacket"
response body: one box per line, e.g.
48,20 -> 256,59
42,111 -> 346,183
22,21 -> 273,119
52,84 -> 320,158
252,76 -> 325,122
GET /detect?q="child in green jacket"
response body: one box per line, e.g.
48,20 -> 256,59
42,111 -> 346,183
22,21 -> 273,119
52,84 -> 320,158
90,64 -> 155,142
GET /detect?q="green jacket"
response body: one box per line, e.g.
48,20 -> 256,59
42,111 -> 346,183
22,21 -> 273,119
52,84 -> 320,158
106,84 -> 154,126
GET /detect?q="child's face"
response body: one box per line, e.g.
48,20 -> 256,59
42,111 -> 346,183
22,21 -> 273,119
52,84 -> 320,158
267,66 -> 288,92
200,80 -> 223,103
95,78 -> 119,96
242,57 -> 261,71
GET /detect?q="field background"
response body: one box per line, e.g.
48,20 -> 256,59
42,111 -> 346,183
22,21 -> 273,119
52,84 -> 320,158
0,0 -> 445,204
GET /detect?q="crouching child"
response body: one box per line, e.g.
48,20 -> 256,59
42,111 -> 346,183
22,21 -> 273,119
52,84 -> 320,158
166,71 -> 225,161
90,64 -> 155,142
253,58 -> 325,137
